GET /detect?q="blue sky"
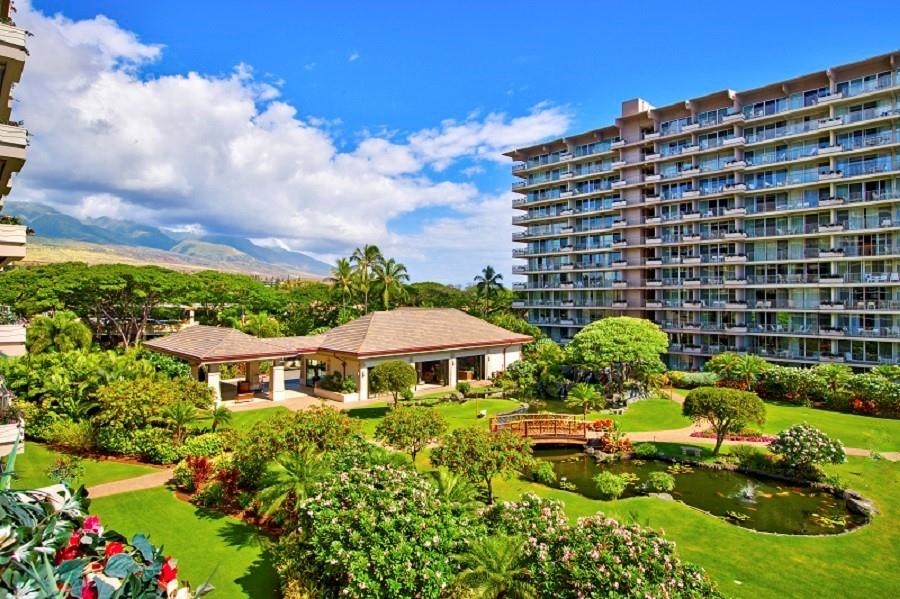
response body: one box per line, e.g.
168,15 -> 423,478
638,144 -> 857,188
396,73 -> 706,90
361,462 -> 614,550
17,0 -> 900,282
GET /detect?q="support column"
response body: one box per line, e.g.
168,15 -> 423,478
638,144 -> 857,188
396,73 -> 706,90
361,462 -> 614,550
246,361 -> 261,390
358,365 -> 369,402
269,362 -> 286,401
206,364 -> 222,405
190,363 -> 200,381
448,357 -> 457,389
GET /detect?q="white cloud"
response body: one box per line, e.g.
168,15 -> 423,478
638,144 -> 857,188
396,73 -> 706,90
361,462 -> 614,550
303,62 -> 316,71
348,51 -> 359,62
13,1 -> 570,283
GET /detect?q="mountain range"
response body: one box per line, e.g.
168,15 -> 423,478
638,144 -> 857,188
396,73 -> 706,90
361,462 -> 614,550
5,200 -> 331,278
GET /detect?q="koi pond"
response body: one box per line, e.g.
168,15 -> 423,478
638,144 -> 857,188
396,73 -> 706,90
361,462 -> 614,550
536,449 -> 867,535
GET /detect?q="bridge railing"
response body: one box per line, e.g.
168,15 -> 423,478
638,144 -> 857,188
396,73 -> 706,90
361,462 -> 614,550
490,413 -> 587,439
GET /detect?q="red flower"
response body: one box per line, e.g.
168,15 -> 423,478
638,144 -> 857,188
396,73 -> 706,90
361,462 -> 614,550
82,581 -> 98,599
158,557 -> 178,588
104,541 -> 125,557
68,531 -> 81,547
55,544 -> 79,565
82,515 -> 102,534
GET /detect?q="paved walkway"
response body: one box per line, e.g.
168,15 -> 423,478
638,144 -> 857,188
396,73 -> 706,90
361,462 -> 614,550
86,467 -> 176,498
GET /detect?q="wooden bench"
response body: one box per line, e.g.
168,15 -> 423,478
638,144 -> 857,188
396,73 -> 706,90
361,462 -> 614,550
680,446 -> 703,457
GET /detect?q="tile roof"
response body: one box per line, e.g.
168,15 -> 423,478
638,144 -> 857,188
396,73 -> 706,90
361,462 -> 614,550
316,308 -> 532,357
143,325 -> 298,363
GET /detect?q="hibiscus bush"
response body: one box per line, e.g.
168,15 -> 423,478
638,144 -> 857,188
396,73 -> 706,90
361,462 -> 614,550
768,423 -> 846,474
273,462 -> 468,598
482,494 -> 722,598
0,487 -> 210,598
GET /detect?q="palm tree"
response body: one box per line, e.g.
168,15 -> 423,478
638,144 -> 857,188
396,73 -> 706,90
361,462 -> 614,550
257,447 -> 330,523
328,257 -> 355,308
25,311 -> 92,354
207,404 -> 233,432
564,382 -> 606,420
162,401 -> 199,445
429,468 -> 479,512
473,266 -> 505,316
242,311 -> 282,338
372,257 -> 410,310
454,534 -> 537,599
351,244 -> 383,313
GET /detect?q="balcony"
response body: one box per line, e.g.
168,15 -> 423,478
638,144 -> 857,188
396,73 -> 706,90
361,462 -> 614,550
512,162 -> 526,173
611,139 -> 626,149
818,91 -> 844,104
681,144 -> 700,154
681,212 -> 701,220
512,181 -> 526,190
644,194 -> 662,203
643,131 -> 661,140
645,216 -> 662,224
646,258 -> 662,266
611,240 -> 628,248
818,116 -> 844,129
722,136 -> 745,146
512,198 -> 527,208
683,190 -> 701,199
724,160 -> 748,170
511,300 -> 526,308
683,256 -> 702,264
644,153 -> 662,161
647,280 -> 663,287
560,190 -> 575,198
683,122 -> 701,132
646,301 -> 663,308
560,263 -> 575,270
560,226 -> 574,234
818,144 -> 843,156
0,224 -> 26,266
723,231 -> 747,239
646,237 -> 662,244
723,206 -> 747,216
611,180 -> 628,188
511,265 -> 527,274
611,199 -> 628,208
724,254 -> 748,263
560,171 -> 574,179
612,219 -> 628,228
722,112 -> 745,123
723,182 -> 747,192
559,152 -> 573,161
819,301 -> 846,310
612,160 -> 628,169
612,281 -> 628,288
818,224 -> 845,233
724,278 -> 747,285
819,274 -> 845,283
612,301 -> 629,308
683,279 -> 701,286
644,174 -> 663,182
725,301 -> 748,310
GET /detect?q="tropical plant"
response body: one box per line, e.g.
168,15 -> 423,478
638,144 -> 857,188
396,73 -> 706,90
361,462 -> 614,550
431,427 -> 533,504
369,359 -> 417,407
241,311 -> 282,338
163,400 -> 201,445
682,386 -> 767,455
372,256 -> 409,309
25,311 -> 92,354
375,406 -> 447,460
593,470 -> 631,499
428,468 -> 480,512
328,257 -> 355,308
350,244 -> 383,313
473,265 -> 505,316
207,404 -> 233,432
454,534 -> 537,599
564,382 -> 605,419
645,471 -> 676,493
704,352 -> 771,390
256,447 -> 330,525
811,363 -> 854,410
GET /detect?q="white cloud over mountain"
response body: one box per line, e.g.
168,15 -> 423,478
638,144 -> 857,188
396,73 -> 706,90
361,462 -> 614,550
13,1 -> 571,282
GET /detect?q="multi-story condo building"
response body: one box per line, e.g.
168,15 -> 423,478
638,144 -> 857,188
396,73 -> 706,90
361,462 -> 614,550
507,51 -> 900,369
0,0 -> 27,359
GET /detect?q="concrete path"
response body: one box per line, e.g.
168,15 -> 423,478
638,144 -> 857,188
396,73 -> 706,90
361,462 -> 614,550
86,467 -> 176,498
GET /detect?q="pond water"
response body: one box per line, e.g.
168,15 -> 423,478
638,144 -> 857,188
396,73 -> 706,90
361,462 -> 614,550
536,449 -> 867,535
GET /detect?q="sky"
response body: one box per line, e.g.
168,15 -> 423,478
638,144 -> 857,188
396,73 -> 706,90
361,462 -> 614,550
11,0 -> 900,283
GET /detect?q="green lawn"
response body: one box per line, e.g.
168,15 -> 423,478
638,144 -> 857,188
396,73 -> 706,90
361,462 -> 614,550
762,403 -> 900,451
596,398 -> 691,432
8,444 -> 156,490
347,398 -> 518,438
225,407 -> 292,434
91,488 -> 278,598
493,456 -> 900,599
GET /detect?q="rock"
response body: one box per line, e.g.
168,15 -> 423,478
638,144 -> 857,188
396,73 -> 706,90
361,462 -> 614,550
648,492 -> 674,501
843,489 -> 863,500
846,496 -> 877,517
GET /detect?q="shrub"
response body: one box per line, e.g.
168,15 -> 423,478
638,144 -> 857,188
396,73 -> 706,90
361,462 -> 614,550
45,419 -> 95,452
593,471 -> 630,499
374,406 -> 447,460
195,480 -> 225,507
456,381 -> 472,396
45,455 -> 85,486
483,494 -> 723,598
729,444 -> 773,471
181,432 -> 229,458
769,423 -> 846,472
172,460 -> 195,492
132,427 -> 183,464
645,471 -> 675,493
666,370 -> 718,389
529,460 -> 557,485
632,442 -> 659,458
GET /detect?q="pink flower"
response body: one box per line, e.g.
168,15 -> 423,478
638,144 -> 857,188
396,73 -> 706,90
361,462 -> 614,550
83,515 -> 103,535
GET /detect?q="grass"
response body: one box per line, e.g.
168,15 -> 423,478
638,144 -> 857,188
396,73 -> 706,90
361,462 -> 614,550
762,403 -> 900,451
601,398 -> 691,432
91,488 -> 278,598
225,407 -> 291,434
8,443 -> 156,490
493,456 -> 900,599
347,398 -> 517,438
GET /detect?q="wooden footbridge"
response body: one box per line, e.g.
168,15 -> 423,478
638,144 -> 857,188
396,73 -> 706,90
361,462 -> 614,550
489,413 -> 588,446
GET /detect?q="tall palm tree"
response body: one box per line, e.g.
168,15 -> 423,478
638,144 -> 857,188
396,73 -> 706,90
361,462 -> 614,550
257,447 -> 330,523
454,534 -> 537,599
351,244 -> 383,313
372,257 -> 410,310
25,311 -> 92,354
473,266 -> 505,316
328,257 -> 355,308
564,382 -> 606,420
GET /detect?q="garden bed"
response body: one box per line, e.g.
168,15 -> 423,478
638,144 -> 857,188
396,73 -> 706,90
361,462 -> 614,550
691,430 -> 776,443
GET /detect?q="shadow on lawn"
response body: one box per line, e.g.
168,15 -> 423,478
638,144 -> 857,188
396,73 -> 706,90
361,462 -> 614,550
234,551 -> 279,598
346,406 -> 389,420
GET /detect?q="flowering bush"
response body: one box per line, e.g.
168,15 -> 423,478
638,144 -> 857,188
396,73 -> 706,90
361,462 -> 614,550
769,423 -> 846,472
0,487 -> 210,598
274,463 -> 467,598
690,429 -> 775,443
587,418 -> 614,431
483,494 -> 723,598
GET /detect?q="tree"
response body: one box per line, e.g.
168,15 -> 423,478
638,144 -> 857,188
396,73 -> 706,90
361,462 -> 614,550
241,311 -> 282,338
473,265 -> 505,316
375,406 -> 447,461
369,360 -> 417,407
811,363 -> 854,410
682,387 -> 767,455
566,317 -> 669,393
454,535 -> 537,599
328,257 -> 355,309
564,382 -> 605,420
704,352 -> 771,390
371,256 -> 409,309
768,423 -> 846,472
428,468 -> 479,511
350,244 -> 383,313
207,404 -> 233,432
256,447 -> 330,525
25,311 -> 92,354
162,400 -> 200,445
487,312 -> 541,340
431,427 -> 532,504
